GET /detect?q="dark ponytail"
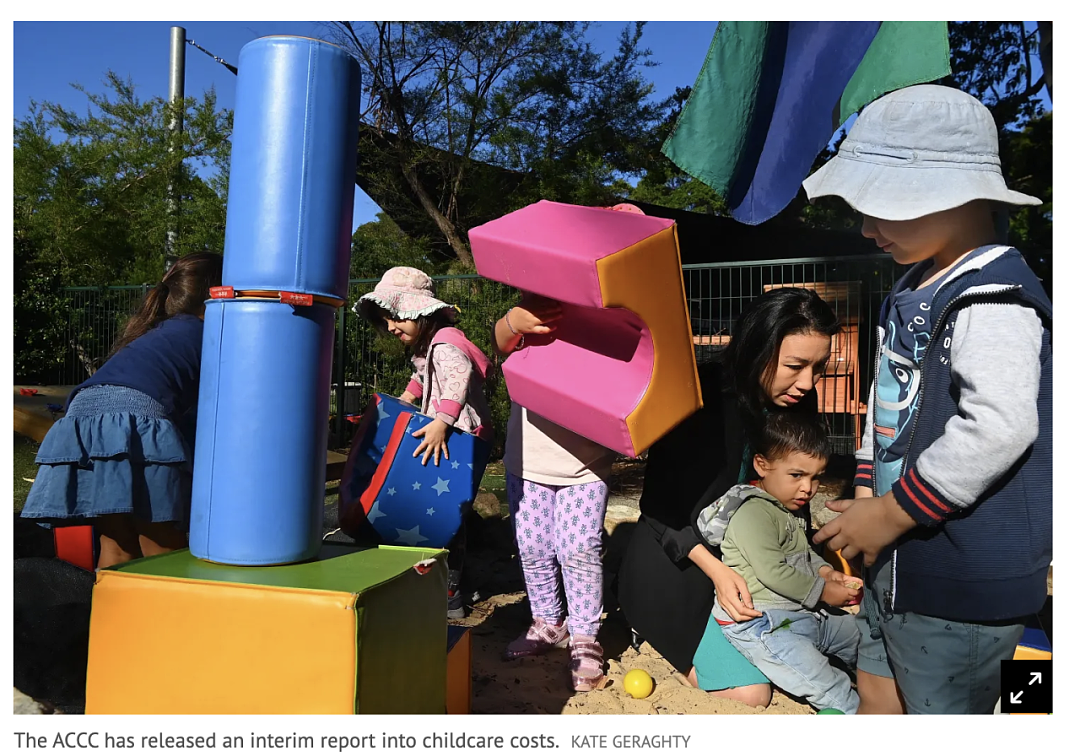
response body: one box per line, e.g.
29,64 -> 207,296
108,252 -> 223,359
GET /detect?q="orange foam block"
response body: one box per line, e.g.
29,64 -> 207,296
470,200 -> 702,457
85,543 -> 448,714
446,625 -> 472,714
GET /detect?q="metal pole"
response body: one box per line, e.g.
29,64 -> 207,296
165,26 -> 186,273
334,303 -> 347,446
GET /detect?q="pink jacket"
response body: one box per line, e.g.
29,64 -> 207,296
407,327 -> 494,440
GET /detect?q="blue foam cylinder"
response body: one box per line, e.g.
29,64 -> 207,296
222,36 -> 361,300
190,299 -> 336,565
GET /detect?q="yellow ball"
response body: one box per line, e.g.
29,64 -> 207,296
623,669 -> 654,699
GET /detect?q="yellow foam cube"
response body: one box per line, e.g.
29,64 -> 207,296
86,543 -> 447,714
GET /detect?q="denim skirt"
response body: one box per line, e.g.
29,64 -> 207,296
21,384 -> 193,526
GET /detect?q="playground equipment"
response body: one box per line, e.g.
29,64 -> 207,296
470,200 -> 702,457
85,36 -> 456,715
85,544 -> 448,714
338,393 -> 491,548
189,36 -> 360,566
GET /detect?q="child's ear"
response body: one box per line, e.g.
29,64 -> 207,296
752,454 -> 770,479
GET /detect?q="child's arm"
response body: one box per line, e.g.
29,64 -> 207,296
411,343 -> 472,466
853,379 -> 876,497
400,372 -> 423,405
493,294 -> 562,356
890,304 -> 1043,522
816,304 -> 1044,562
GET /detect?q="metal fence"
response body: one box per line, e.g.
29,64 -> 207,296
59,254 -> 900,456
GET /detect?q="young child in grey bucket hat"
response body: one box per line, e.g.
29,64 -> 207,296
804,85 -> 1052,715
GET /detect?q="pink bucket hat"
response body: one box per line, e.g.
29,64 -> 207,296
354,266 -> 456,321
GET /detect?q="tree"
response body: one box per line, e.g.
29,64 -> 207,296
13,72 -> 232,286
348,213 -> 437,280
795,24 -> 1052,253
945,22 -> 1048,129
328,21 -> 668,269
627,86 -> 727,214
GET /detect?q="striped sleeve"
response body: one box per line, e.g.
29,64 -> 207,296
854,461 -> 873,489
891,466 -> 955,526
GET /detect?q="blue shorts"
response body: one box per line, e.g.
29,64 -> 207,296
692,616 -> 770,691
856,558 -> 1024,714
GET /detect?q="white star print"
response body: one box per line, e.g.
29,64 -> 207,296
387,487 -> 396,496
412,481 -> 421,491
377,402 -> 391,421
426,508 -> 436,516
450,460 -> 460,470
432,478 -> 450,496
368,500 -> 386,522
395,525 -> 429,547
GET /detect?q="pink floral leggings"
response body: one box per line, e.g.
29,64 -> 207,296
506,473 -> 609,638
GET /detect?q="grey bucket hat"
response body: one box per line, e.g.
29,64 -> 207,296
803,84 -> 1042,220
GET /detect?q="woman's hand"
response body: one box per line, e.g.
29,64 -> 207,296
688,544 -> 762,621
412,417 -> 451,466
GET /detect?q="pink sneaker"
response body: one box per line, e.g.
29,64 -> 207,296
569,637 -> 606,692
503,617 -> 570,661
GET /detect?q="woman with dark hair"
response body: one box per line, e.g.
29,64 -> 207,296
21,252 -> 223,569
618,287 -> 841,707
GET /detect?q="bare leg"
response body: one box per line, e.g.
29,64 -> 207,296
687,666 -> 773,708
856,669 -> 905,714
95,514 -> 142,569
136,520 -> 187,557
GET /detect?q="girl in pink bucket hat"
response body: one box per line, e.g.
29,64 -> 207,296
356,266 -> 495,618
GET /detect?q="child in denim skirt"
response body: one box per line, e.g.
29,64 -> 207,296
21,253 -> 223,569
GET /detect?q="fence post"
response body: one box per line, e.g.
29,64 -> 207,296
333,301 -> 346,448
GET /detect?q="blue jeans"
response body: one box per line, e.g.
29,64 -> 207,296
723,608 -> 861,714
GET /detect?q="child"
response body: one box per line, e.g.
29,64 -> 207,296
21,252 -> 224,569
355,266 -> 494,618
494,293 -> 617,692
805,85 -> 1052,714
697,412 -> 862,714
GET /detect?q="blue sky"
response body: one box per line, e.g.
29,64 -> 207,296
13,21 -> 720,232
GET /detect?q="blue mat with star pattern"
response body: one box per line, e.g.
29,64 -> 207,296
338,394 -> 491,548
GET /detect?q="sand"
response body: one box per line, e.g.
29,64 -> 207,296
443,466 -> 858,716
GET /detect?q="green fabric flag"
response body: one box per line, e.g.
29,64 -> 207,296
839,21 -> 952,124
662,21 -> 951,224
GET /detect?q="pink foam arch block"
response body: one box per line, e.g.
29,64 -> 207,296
469,200 -> 702,457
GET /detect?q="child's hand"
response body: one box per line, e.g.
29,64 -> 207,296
412,418 -> 451,466
819,567 -> 863,605
510,295 -> 563,335
812,492 -> 917,566
822,579 -> 861,607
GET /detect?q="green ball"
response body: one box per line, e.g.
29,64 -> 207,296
817,708 -> 845,715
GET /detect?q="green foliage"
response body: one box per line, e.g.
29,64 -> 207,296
13,72 -> 232,286
627,86 -> 728,214
332,21 -> 670,268
945,22 -> 1047,128
14,71 -> 232,379
13,221 -> 67,383
349,214 -> 441,279
1000,112 -> 1052,294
